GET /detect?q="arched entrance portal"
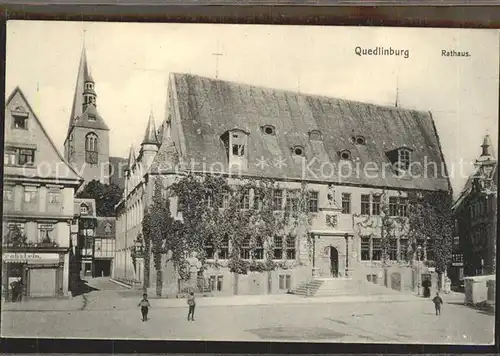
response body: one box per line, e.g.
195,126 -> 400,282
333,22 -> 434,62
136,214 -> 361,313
330,246 -> 339,277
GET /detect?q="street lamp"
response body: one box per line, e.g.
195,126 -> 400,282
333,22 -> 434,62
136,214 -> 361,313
417,245 -> 422,295
134,238 -> 144,258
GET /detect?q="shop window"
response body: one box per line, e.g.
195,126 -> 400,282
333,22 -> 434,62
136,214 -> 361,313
342,193 -> 351,214
361,237 -> 370,261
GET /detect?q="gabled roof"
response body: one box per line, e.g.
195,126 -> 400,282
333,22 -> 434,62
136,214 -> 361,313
155,73 -> 450,192
4,87 -> 83,186
74,198 -> 97,218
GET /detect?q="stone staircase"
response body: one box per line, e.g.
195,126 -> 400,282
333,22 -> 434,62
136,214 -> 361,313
292,277 -> 402,297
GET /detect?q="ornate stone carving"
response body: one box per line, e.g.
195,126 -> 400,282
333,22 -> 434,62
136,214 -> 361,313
326,214 -> 338,228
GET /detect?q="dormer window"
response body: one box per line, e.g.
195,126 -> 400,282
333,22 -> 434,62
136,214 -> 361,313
309,130 -> 322,141
80,203 -> 89,214
88,114 -> 96,121
221,129 -> 249,170
292,145 -> 305,157
262,125 -> 276,136
12,106 -> 29,130
386,146 -> 413,174
398,148 -> 411,170
339,150 -> 352,160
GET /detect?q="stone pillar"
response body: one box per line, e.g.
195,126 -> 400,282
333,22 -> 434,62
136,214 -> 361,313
62,253 -> 69,296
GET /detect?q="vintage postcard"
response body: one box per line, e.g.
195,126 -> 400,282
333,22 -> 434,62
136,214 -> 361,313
2,20 -> 498,344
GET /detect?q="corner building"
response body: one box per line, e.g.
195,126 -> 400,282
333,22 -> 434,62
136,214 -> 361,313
2,88 -> 83,300
114,73 -> 451,296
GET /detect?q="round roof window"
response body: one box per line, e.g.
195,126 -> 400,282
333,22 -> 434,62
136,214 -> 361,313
340,150 -> 351,160
356,136 -> 366,145
293,146 -> 304,156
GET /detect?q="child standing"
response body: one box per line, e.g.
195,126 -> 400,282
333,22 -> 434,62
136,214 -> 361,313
138,293 -> 151,322
432,292 -> 443,316
187,292 -> 196,321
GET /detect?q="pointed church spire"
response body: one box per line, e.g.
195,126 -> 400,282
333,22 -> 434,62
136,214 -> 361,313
142,111 -> 160,146
480,134 -> 495,159
67,43 -> 97,136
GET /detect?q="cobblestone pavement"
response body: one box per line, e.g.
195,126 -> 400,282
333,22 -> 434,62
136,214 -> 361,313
1,278 -> 495,344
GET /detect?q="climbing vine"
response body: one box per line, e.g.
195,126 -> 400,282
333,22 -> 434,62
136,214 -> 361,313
143,173 -> 314,280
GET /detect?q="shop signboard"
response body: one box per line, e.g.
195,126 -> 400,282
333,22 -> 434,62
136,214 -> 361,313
3,252 -> 60,264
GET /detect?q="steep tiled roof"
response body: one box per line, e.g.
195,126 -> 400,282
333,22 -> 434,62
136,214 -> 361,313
95,217 -> 116,238
154,73 -> 450,192
71,104 -> 109,131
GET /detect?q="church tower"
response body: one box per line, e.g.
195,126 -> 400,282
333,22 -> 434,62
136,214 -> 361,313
64,45 -> 110,185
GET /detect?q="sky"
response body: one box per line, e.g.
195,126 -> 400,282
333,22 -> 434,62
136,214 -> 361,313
5,21 -> 499,197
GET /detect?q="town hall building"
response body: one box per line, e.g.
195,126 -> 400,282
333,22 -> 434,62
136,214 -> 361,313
113,73 -> 452,297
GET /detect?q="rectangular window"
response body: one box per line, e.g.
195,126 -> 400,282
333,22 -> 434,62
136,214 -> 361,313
204,237 -> 214,259
253,189 -> 263,210
398,149 -> 411,170
19,149 -> 35,165
341,193 -> 351,214
232,144 -> 245,157
48,191 -> 61,204
240,237 -> 251,259
285,275 -> 291,290
361,237 -> 370,261
389,197 -> 398,216
253,237 -> 264,260
239,189 -> 250,209
24,186 -> 37,204
398,198 -> 408,217
273,189 -> 283,211
425,240 -> 433,261
372,195 -> 381,215
273,236 -> 283,259
4,148 -> 17,165
218,192 -> 230,209
372,238 -> 382,261
285,190 -> 300,212
219,235 -> 229,259
3,187 -> 14,202
13,116 -> 27,129
38,223 -> 55,243
361,194 -> 370,215
389,239 -> 398,261
208,276 -> 216,291
205,194 -> 213,208
308,191 -> 319,213
8,222 -> 25,236
399,239 -> 408,261
285,236 -> 296,260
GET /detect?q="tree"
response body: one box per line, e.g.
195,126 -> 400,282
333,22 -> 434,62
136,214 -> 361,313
76,180 -> 123,217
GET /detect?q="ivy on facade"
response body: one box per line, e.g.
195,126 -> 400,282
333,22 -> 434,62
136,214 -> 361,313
142,173 -> 314,280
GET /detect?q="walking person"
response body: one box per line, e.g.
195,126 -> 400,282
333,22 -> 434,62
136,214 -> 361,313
138,293 -> 151,322
432,292 -> 443,316
187,291 -> 196,321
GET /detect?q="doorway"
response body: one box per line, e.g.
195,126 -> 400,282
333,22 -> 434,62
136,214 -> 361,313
330,247 -> 339,277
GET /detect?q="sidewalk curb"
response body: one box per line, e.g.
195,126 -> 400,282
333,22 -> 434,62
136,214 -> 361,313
109,278 -> 133,289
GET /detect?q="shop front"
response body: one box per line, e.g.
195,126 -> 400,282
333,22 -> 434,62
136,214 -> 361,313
1,250 -> 68,301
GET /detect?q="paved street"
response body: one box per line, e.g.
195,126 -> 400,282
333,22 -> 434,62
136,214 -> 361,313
1,278 -> 495,344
